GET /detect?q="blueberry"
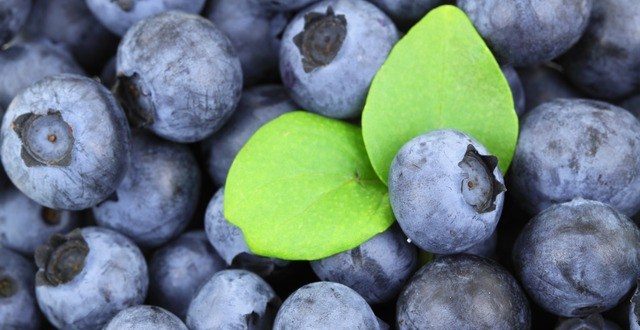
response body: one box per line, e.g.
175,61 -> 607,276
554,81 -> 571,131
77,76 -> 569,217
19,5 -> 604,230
205,187 -> 288,276
202,85 -> 296,186
457,0 -> 592,66
388,129 -> 505,254
279,0 -> 400,118
0,0 -> 31,45
250,0 -> 321,11
1,74 -> 131,210
367,0 -> 444,29
34,227 -> 148,329
0,248 -> 40,330
186,269 -> 281,330
460,230 -> 497,259
205,0 -> 289,86
274,281 -> 379,329
149,231 -> 226,320
632,284 -> 640,330
397,254 -> 531,329
502,65 -> 526,117
557,314 -> 621,330
104,305 -> 188,330
93,132 -> 201,249
561,0 -> 640,99
510,99 -> 640,217
20,0 -> 119,73
310,225 -> 418,304
0,39 -> 84,109
116,11 -> 242,143
86,0 -> 206,36
513,199 -> 640,317
0,187 -> 78,255
518,64 -> 581,112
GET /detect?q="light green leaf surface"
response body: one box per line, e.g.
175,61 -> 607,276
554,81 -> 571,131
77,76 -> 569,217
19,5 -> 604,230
224,111 -> 394,260
362,5 -> 519,184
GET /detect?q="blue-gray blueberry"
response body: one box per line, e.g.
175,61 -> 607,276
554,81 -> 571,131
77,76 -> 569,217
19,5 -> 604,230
149,231 -> 226,320
1,74 -> 131,210
186,269 -> 281,330
388,129 -> 505,254
502,65 -> 526,116
367,0 -> 444,29
461,230 -> 497,259
556,314 -> 620,330
280,0 -> 400,118
510,99 -> 640,217
518,64 -> 581,112
512,199 -> 640,317
35,227 -> 148,329
116,11 -> 243,143
250,0 -> 320,11
104,305 -> 188,330
0,248 -> 40,330
93,132 -> 200,249
0,0 -> 31,45
397,254 -> 530,329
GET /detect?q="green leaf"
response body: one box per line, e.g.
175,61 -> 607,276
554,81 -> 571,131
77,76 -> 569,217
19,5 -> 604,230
362,5 -> 518,184
224,111 -> 394,260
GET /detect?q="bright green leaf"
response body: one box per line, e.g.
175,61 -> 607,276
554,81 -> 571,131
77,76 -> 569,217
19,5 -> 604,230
224,111 -> 394,261
362,5 -> 518,184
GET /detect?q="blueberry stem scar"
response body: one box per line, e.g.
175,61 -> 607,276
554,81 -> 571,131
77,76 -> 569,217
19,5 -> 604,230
35,229 -> 89,286
293,6 -> 347,73
458,144 -> 505,213
0,276 -> 17,298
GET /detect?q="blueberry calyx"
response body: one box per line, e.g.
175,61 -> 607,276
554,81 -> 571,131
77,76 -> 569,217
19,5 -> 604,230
115,73 -> 155,128
0,276 -> 17,298
41,208 -> 62,226
12,110 -> 74,167
35,229 -> 89,287
293,6 -> 347,73
458,145 -> 505,213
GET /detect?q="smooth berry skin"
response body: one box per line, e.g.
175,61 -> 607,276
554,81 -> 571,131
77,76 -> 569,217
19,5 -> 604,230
202,85 -> 296,186
104,305 -> 188,330
35,227 -> 148,330
1,74 -> 131,210
0,187 -> 78,255
511,99 -> 640,217
632,285 -> 640,330
397,254 -> 530,330
280,0 -> 400,119
250,0 -> 320,11
0,39 -> 84,109
205,188 -> 287,276
461,230 -> 497,259
310,225 -> 418,304
502,65 -> 526,117
186,269 -> 281,330
556,314 -> 620,330
274,281 -> 380,330
205,0 -> 288,86
86,0 -> 206,36
457,0 -> 592,66
149,231 -> 226,320
389,129 -> 505,254
21,0 -> 118,73
513,199 -> 640,317
116,11 -> 243,143
93,132 -> 201,249
0,0 -> 31,45
518,64 -> 582,113
0,248 -> 40,330
561,0 -> 640,99
366,0 -> 444,28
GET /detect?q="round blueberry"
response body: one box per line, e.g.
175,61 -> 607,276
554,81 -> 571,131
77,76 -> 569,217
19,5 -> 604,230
250,0 -> 321,11
116,10 -> 243,143
367,0 -> 444,28
511,99 -> 640,217
513,199 -> 640,317
205,187 -> 288,276
518,64 -> 582,113
0,0 -> 31,45
104,305 -> 188,330
457,0 -> 592,66
561,0 -> 640,99
397,254 -> 530,329
0,248 -> 40,330
186,269 -> 281,330
0,39 -> 84,109
502,65 -> 526,117
86,0 -> 206,36
149,231 -> 226,320
310,225 -> 418,304
557,314 -> 621,330
460,230 -> 497,259
92,132 -> 201,249
0,187 -> 78,255
1,74 -> 131,210
389,129 -> 505,254
274,281 -> 379,329
202,85 -> 296,186
34,227 -> 148,329
205,0 -> 289,86
280,0 -> 400,118
632,284 -> 640,330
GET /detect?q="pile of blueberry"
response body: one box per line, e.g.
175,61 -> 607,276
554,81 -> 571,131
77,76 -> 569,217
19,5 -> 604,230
1,0 -> 640,329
